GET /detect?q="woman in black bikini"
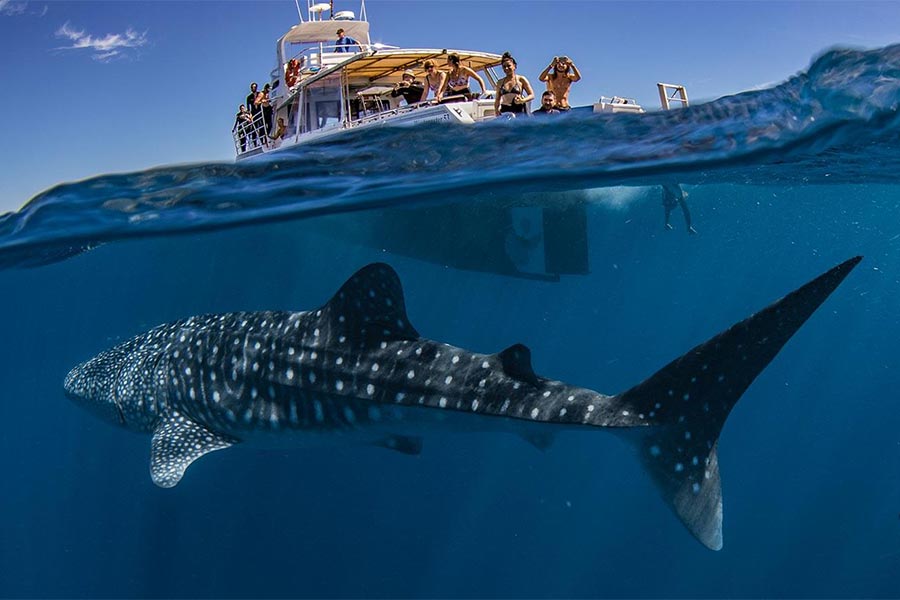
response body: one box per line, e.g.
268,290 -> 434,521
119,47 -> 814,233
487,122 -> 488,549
493,52 -> 535,116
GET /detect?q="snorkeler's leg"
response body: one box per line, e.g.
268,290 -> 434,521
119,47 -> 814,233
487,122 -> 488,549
679,198 -> 697,234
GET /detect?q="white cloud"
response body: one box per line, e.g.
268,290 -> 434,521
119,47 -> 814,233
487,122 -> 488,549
0,0 -> 28,16
55,21 -> 148,62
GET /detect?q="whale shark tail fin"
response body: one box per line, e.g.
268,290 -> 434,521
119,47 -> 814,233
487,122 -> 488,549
614,256 -> 861,550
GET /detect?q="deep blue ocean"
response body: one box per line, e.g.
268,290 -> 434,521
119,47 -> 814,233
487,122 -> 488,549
1,46 -> 900,598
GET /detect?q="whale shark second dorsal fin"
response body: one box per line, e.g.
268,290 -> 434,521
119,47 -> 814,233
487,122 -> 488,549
497,343 -> 541,387
319,263 -> 420,345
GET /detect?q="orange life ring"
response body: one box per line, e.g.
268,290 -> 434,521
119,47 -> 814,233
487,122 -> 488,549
285,59 -> 301,88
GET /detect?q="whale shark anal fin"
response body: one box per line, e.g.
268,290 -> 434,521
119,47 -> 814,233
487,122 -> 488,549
374,434 -> 423,455
150,412 -> 235,488
497,343 -> 541,387
319,263 -> 420,346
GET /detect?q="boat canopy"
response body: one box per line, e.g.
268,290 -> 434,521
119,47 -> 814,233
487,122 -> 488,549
338,49 -> 504,81
281,20 -> 371,45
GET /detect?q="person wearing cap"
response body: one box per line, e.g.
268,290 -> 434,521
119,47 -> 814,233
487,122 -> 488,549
390,70 -> 425,105
335,28 -> 361,53
538,55 -> 582,110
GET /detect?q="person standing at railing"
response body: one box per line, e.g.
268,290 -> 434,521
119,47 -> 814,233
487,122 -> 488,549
437,53 -> 486,103
420,60 -> 445,103
245,83 -> 261,147
494,52 -> 534,116
233,104 -> 253,152
335,28 -> 361,53
255,83 -> 273,135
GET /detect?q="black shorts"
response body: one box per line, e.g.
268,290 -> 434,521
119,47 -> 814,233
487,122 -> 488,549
500,103 -> 526,114
441,87 -> 472,103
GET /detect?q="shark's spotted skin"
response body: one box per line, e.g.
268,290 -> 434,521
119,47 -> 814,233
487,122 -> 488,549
64,258 -> 861,550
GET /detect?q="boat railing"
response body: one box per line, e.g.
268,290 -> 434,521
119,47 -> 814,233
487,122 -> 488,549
348,99 -> 453,128
280,44 -> 372,94
233,111 -> 273,155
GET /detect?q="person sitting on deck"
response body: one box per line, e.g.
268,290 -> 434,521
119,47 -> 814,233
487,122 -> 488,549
335,28 -> 361,53
391,70 -> 425,105
533,91 -> 561,116
420,60 -> 446,102
493,52 -> 534,116
539,55 -> 582,110
437,53 -> 486,103
269,117 -> 287,147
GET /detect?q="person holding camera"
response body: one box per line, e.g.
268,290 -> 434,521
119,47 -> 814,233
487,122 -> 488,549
390,70 -> 425,105
538,55 -> 582,110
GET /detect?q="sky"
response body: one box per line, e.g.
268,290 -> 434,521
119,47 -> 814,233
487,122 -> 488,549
0,0 -> 898,214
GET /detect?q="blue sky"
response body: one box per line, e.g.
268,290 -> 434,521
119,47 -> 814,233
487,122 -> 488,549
0,0 -> 898,213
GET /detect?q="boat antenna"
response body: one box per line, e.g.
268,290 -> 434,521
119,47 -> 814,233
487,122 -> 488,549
329,0 -> 334,19
294,0 -> 303,22
360,0 -> 367,21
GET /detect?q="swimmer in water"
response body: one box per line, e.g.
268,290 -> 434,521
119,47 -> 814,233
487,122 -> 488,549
662,184 -> 697,235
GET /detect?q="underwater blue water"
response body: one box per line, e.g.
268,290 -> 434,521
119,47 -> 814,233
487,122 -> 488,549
1,46 -> 900,597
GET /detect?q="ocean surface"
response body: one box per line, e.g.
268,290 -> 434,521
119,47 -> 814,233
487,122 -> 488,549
1,45 -> 899,597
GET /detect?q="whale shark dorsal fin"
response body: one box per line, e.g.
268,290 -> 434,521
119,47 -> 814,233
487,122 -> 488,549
150,412 -> 235,488
320,263 -> 420,345
497,343 -> 541,387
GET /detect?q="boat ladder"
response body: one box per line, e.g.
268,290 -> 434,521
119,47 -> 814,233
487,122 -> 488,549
657,83 -> 689,110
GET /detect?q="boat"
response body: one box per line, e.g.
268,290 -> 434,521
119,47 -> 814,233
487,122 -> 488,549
232,1 -> 689,159
234,0 -> 507,159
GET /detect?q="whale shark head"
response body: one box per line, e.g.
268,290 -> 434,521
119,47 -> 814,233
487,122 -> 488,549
64,347 -> 132,429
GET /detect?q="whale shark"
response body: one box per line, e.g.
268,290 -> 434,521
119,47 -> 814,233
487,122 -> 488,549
64,257 -> 861,550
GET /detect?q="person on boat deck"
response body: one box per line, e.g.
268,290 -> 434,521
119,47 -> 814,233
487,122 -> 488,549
493,52 -> 534,116
662,183 -> 697,235
437,53 -> 486,103
539,55 -> 582,110
245,83 -> 260,145
269,117 -> 287,147
420,60 -> 446,102
391,70 -> 425,105
255,83 -> 273,134
246,83 -> 260,116
533,91 -> 561,116
233,104 -> 253,151
335,28 -> 361,53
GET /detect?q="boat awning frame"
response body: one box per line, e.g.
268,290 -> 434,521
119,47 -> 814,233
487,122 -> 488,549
278,48 -> 505,104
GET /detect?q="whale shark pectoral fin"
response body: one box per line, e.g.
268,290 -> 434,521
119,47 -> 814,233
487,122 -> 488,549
150,412 -> 235,488
374,434 -> 423,456
497,343 -> 541,387
320,263 -> 420,345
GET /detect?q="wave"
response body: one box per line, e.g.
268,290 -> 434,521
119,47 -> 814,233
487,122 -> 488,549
3,44 -> 900,266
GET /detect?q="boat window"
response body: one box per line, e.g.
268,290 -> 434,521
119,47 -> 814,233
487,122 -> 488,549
302,74 -> 343,133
